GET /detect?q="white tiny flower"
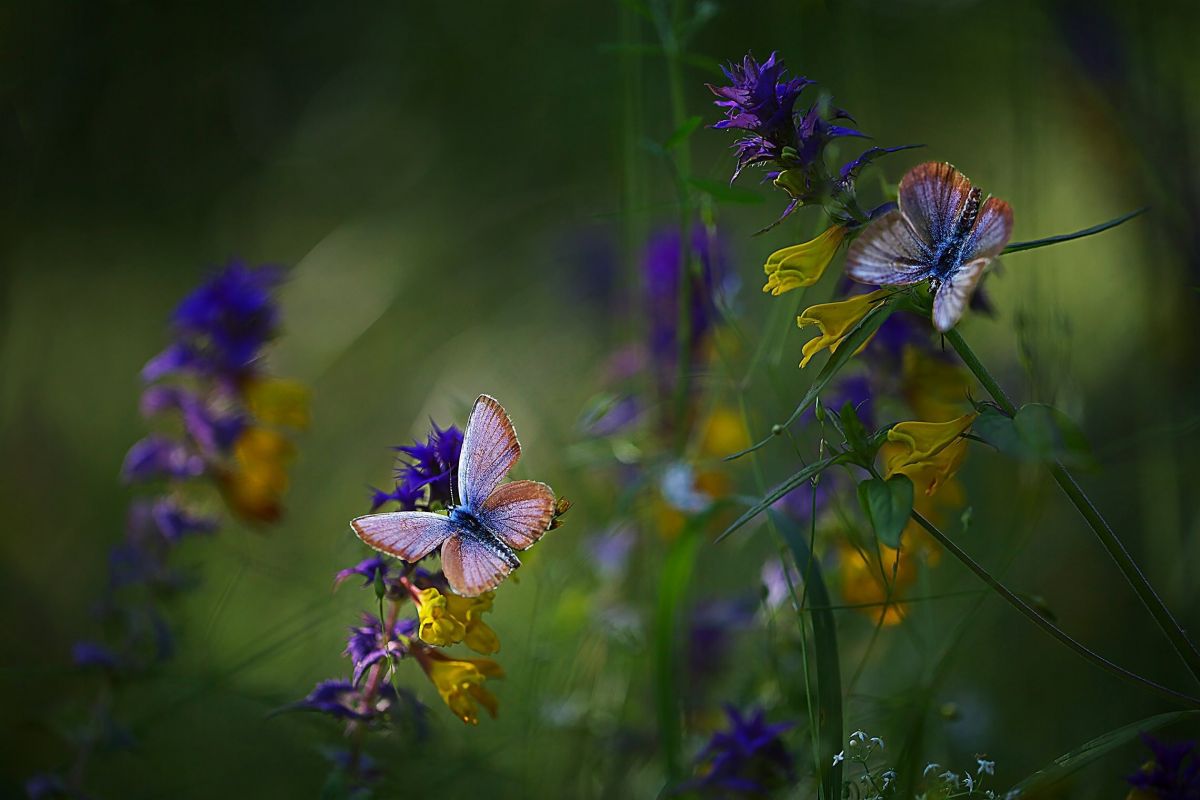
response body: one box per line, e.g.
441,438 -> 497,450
870,736 -> 886,750
940,770 -> 959,787
923,763 -> 941,777
881,769 -> 896,788
977,758 -> 995,776
851,730 -> 867,742
832,751 -> 845,766
964,773 -> 975,793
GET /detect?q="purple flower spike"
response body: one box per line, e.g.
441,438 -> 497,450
334,557 -> 391,589
684,705 -> 796,796
121,436 -> 206,483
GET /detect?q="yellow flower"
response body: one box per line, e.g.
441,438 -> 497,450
901,346 -> 971,422
416,587 -> 500,654
244,377 -> 311,430
796,289 -> 890,368
762,225 -> 848,296
883,413 -> 977,496
421,652 -> 504,725
838,543 -> 916,627
445,592 -> 501,655
220,427 -> 295,522
416,587 -> 466,647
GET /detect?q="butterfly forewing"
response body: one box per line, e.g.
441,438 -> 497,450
899,162 -> 975,246
351,511 -> 457,562
441,535 -> 514,597
457,395 -> 521,509
932,257 -> 989,332
480,479 -> 556,550
845,209 -> 934,286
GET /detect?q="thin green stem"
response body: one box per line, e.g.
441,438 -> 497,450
909,510 -> 1200,710
944,328 -> 1200,686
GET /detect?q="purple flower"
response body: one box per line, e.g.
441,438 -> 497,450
709,51 -> 917,225
295,679 -> 398,721
345,613 -> 416,685
688,599 -> 755,685
139,385 -> 245,455
121,436 -> 206,483
25,774 -> 68,800
686,706 -> 796,797
369,421 -> 464,513
1126,735 -> 1200,800
335,557 -> 391,589
150,497 -> 218,542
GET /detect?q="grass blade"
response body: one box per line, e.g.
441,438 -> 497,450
1002,207 -> 1146,254
715,454 -> 848,543
771,510 -> 843,799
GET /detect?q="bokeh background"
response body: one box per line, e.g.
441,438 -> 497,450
3,0 -> 1199,797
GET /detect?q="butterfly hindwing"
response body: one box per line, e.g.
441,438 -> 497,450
441,534 -> 515,597
480,479 -> 556,551
457,395 -> 521,509
932,258 -> 989,333
351,511 -> 457,562
900,162 -> 975,246
845,209 -> 934,286
966,196 -> 1014,261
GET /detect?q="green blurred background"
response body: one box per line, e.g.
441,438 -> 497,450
3,0 -> 1199,796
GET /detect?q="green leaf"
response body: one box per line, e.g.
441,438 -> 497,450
857,476 -> 914,548
665,115 -> 702,150
839,401 -> 870,458
770,510 -> 843,800
973,404 -> 1093,468
687,177 -> 766,205
716,455 -> 849,542
726,299 -> 896,461
1003,207 -> 1146,254
1008,711 -> 1198,795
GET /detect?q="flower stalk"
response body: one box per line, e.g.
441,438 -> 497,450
944,328 -> 1200,686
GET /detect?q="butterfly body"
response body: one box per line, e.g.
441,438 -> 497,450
845,162 -> 1012,332
352,395 -> 556,596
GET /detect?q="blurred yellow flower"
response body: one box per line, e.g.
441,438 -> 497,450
883,413 -> 976,497
416,587 -> 500,654
244,377 -> 312,430
838,542 -> 916,627
796,289 -> 889,368
421,653 -> 504,725
698,406 -> 750,459
762,225 -> 847,296
220,427 -> 295,523
901,346 -> 970,422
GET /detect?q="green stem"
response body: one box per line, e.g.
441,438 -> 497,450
944,328 -> 1200,685
909,511 -> 1200,709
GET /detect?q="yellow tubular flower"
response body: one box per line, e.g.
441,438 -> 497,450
422,653 -> 504,725
762,225 -> 848,296
884,413 -> 977,496
416,587 -> 467,647
796,289 -> 890,368
444,592 -> 501,655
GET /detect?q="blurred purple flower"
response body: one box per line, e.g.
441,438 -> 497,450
143,260 -> 285,382
139,385 -> 245,455
589,525 -> 636,580
150,497 -> 217,542
72,641 -> 119,671
25,774 -> 69,800
121,436 -> 206,483
643,224 -> 731,398
686,705 -> 796,797
688,599 -> 756,685
1126,734 -> 1200,800
295,679 -> 398,721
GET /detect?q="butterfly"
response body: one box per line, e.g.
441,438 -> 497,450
845,161 -> 1014,332
351,395 -> 556,597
